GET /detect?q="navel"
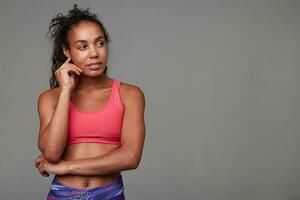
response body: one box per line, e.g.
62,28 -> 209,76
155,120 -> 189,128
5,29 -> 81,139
82,178 -> 90,188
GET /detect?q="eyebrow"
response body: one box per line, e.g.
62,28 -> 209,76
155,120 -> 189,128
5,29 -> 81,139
75,36 -> 105,44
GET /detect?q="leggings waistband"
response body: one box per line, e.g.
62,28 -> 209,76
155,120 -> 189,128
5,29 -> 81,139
52,175 -> 123,191
48,175 -> 125,200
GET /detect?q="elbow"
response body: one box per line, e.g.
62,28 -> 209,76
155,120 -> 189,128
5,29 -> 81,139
38,139 -> 64,163
43,152 -> 61,163
128,153 -> 141,169
39,144 -> 62,163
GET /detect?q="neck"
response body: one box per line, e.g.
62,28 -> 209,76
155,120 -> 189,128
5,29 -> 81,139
74,74 -> 111,90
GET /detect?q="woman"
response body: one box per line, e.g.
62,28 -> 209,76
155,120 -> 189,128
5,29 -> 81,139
34,4 -> 145,200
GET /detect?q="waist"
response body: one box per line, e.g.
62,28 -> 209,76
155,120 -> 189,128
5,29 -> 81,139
62,142 -> 120,159
57,142 -> 121,189
54,173 -> 121,189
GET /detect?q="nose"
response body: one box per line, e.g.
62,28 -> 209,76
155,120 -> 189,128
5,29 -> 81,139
89,45 -> 99,58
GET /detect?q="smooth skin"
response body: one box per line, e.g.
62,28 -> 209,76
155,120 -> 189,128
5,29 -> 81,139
35,21 -> 145,189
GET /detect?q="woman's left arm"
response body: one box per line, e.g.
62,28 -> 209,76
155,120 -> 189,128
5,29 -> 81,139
62,86 -> 145,176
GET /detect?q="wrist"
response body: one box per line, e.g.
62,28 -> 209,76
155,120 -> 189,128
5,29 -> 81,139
60,88 -> 71,95
64,160 -> 73,175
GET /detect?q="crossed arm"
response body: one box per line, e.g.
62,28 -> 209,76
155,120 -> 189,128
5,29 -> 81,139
36,86 -> 145,176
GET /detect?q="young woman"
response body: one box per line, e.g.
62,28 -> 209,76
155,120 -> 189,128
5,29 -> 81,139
34,4 -> 145,200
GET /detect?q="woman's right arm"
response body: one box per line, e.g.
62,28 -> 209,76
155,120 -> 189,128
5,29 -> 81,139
37,57 -> 82,163
37,89 -> 71,163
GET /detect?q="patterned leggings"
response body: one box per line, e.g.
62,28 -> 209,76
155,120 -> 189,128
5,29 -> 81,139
47,175 -> 125,200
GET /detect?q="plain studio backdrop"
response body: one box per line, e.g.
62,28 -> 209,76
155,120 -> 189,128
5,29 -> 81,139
0,0 -> 299,199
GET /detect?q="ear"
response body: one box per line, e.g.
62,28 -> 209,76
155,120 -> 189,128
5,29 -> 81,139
63,46 -> 71,58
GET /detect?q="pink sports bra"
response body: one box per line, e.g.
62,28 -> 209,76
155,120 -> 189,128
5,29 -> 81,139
67,79 -> 124,145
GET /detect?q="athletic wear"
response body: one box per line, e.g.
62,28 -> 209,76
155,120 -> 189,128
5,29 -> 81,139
47,175 -> 125,200
67,79 -> 124,145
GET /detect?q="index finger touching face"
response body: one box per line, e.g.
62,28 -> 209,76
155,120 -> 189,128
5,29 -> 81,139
64,57 -> 72,65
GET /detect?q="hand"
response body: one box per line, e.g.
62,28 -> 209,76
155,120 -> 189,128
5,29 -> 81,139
35,153 -> 49,177
55,57 -> 83,91
35,154 -> 68,176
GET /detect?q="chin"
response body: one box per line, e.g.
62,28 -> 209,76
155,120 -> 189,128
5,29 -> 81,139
85,68 -> 106,76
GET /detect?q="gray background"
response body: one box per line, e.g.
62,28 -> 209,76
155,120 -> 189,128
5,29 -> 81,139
0,0 -> 299,199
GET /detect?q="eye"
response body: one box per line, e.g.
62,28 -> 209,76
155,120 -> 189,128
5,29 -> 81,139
78,45 -> 87,50
96,41 -> 105,47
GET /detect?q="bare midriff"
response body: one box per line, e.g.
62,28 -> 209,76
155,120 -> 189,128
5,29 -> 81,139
54,142 -> 120,189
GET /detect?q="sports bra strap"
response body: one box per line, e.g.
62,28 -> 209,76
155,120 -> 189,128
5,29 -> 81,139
111,80 -> 123,108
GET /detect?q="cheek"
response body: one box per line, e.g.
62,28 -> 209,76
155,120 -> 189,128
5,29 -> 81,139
101,48 -> 108,59
72,52 -> 89,66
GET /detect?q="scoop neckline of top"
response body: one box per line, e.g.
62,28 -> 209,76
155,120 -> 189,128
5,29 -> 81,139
69,79 -> 115,114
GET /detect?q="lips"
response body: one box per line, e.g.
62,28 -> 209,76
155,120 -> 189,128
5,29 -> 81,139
86,62 -> 102,70
87,62 -> 102,66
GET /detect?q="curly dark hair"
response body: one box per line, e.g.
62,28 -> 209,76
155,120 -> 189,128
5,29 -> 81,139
46,4 -> 111,89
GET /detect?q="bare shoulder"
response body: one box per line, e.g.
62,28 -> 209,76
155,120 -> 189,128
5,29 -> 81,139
37,87 -> 61,108
37,87 -> 61,135
119,81 -> 145,108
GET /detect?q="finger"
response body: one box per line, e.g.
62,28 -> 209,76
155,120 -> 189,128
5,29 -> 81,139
42,172 -> 50,177
41,172 -> 49,177
65,63 -> 83,72
35,158 -> 47,170
37,154 -> 45,160
59,61 -> 83,73
63,57 -> 72,65
67,64 -> 83,73
37,161 -> 45,171
35,160 -> 39,168
37,164 -> 49,177
35,157 -> 45,168
61,66 -> 82,75
37,154 -> 43,159
66,67 -> 82,76
35,158 -> 42,168
65,68 -> 81,76
40,169 -> 49,177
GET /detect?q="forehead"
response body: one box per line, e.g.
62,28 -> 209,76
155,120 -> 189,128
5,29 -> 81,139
68,21 -> 104,42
